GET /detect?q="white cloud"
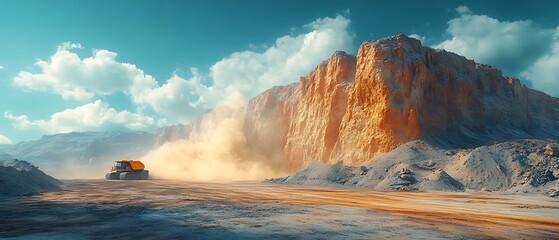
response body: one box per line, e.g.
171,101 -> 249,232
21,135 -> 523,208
131,68 -> 208,123
455,5 -> 472,15
12,43 -> 203,123
132,14 -> 354,123
58,41 -> 83,51
0,134 -> 12,144
434,6 -> 555,79
522,27 -> 559,96
13,44 -> 157,101
409,34 -> 425,43
207,14 -> 353,103
0,65 -> 4,70
11,14 -> 354,129
4,100 -> 156,134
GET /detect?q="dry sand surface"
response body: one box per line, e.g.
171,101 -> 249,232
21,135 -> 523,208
1,180 -> 559,239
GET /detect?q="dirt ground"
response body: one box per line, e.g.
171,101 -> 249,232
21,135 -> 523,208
1,180 -> 558,239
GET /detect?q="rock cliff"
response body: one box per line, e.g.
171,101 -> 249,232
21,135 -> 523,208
157,34 -> 559,170
245,34 -> 559,168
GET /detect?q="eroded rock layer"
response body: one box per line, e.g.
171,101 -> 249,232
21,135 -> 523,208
244,35 -> 559,168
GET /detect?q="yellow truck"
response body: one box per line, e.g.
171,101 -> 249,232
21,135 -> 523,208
105,160 -> 149,180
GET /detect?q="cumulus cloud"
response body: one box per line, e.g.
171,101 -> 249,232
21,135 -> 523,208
4,100 -> 155,134
11,42 -> 203,123
0,134 -> 12,144
455,5 -> 472,15
207,15 -> 353,102
131,68 -> 208,123
11,14 -> 354,132
434,6 -> 555,80
522,28 -> 559,96
57,41 -> 83,51
13,44 -> 157,101
131,14 -> 353,123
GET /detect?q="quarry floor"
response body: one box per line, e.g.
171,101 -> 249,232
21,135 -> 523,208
1,180 -> 559,240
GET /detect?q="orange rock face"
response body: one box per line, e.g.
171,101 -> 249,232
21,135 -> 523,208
245,35 -> 559,168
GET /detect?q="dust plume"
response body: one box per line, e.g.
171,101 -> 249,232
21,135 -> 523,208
36,158 -> 110,180
141,93 -> 289,181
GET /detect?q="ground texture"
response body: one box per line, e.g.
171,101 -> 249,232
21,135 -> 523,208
1,180 -> 558,239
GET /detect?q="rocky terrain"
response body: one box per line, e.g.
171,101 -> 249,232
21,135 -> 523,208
156,35 -> 559,172
151,35 -> 559,197
0,159 -> 61,196
0,131 -> 154,178
245,35 -> 559,169
267,139 -> 559,197
2,180 -> 558,239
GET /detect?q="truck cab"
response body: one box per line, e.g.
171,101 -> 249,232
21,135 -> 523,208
112,161 -> 131,172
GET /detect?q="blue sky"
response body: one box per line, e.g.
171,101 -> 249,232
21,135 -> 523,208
1,0 -> 558,144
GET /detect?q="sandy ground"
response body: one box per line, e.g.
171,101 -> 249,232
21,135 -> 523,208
1,180 -> 558,239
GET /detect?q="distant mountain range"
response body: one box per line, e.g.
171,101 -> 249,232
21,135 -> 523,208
0,131 -> 154,178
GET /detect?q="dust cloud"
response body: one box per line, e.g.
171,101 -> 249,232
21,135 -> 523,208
141,93 -> 289,181
37,158 -> 110,180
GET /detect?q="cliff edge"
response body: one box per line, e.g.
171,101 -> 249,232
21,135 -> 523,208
245,34 -> 559,169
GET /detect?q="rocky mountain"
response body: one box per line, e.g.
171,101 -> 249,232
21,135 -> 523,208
0,159 -> 61,196
246,35 -> 559,169
156,34 -> 559,172
0,131 -> 154,178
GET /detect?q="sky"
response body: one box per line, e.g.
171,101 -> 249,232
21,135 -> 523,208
0,0 -> 558,144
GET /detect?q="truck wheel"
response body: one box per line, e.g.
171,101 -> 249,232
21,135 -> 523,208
120,172 -> 145,180
106,172 -> 120,180
120,172 -> 133,180
140,170 -> 149,180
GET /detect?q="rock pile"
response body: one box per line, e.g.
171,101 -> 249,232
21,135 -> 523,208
545,143 -> 559,157
266,139 -> 559,196
0,159 -> 61,196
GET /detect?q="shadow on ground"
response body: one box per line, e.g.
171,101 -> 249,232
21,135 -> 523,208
0,196 -> 301,240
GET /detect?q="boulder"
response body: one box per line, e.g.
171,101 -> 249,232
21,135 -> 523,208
360,166 -> 369,175
545,143 -> 559,157
548,189 -> 559,198
399,168 -> 415,182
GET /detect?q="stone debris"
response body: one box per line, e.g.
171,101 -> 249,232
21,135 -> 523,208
266,139 -> 559,197
426,160 -> 435,167
399,168 -> 416,182
544,143 -> 559,157
360,166 -> 369,175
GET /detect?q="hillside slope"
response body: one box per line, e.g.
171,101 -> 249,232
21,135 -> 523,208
267,139 -> 559,197
0,159 -> 61,196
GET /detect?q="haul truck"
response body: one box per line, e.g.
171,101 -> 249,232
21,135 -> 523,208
105,160 -> 149,180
